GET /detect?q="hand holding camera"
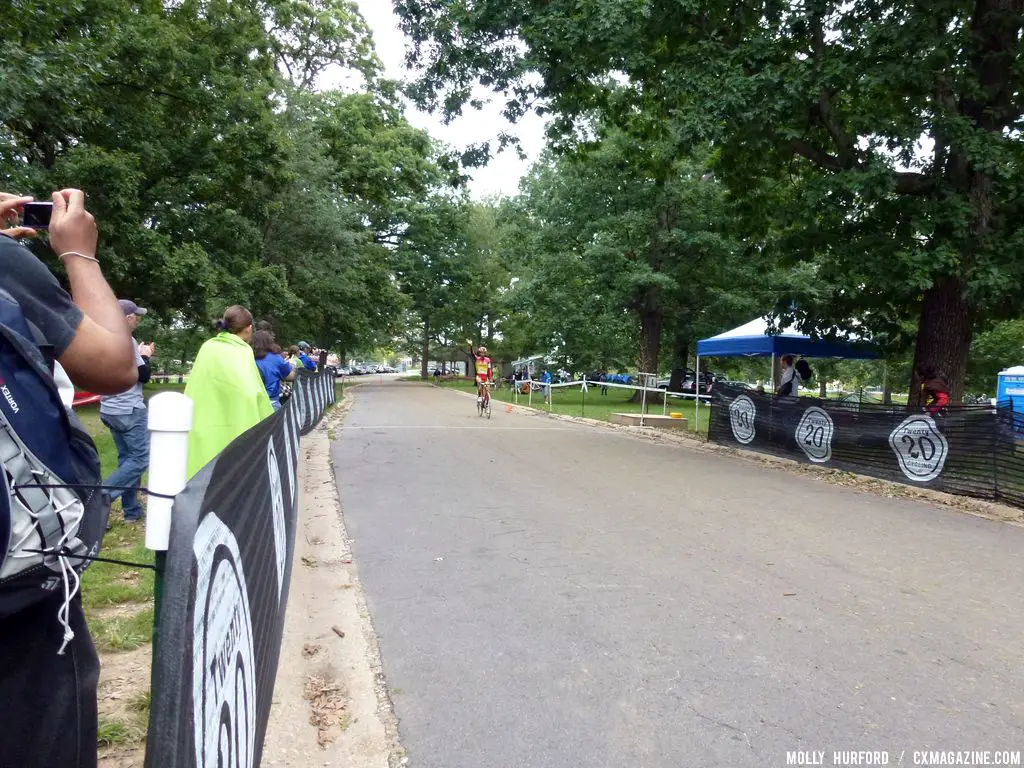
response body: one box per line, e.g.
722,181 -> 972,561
0,193 -> 38,240
49,190 -> 98,262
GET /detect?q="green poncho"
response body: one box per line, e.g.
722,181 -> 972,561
184,332 -> 273,479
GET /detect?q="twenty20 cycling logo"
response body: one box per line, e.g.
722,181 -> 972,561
795,407 -> 835,464
889,414 -> 949,483
729,395 -> 757,444
193,513 -> 256,768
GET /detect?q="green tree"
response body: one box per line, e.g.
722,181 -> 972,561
504,128 -> 760,382
394,0 -> 1024,403
968,320 -> 1024,395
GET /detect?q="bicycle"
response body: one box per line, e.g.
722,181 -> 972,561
476,380 -> 492,419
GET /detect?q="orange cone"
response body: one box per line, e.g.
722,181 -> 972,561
505,404 -> 513,413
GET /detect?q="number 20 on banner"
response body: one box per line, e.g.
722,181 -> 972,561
889,414 -> 949,483
795,407 -> 835,464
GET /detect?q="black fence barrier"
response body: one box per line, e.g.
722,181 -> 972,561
708,384 -> 1024,508
145,370 -> 335,768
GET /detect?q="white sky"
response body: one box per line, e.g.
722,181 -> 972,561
350,0 -> 546,200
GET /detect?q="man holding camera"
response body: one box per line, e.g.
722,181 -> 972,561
0,190 -> 137,768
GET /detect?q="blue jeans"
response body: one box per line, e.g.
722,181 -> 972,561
100,407 -> 149,520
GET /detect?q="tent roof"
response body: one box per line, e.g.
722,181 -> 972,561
696,316 -> 878,359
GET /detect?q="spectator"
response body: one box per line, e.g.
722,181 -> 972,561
253,328 -> 296,411
184,305 -> 273,478
296,341 -> 317,371
286,344 -> 302,370
777,354 -> 801,401
0,189 -> 136,768
916,365 -> 950,415
99,300 -> 154,523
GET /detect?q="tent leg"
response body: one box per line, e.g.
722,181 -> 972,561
769,352 -> 775,442
694,356 -> 700,433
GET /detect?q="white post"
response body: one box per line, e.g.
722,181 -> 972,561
145,392 -> 193,552
641,376 -> 648,427
694,356 -> 700,432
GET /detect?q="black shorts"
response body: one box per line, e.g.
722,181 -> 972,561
0,593 -> 99,768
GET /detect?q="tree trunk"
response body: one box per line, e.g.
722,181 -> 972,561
629,308 -> 664,403
419,315 -> 430,379
819,378 -> 827,398
667,334 -> 689,392
637,309 -> 663,375
909,277 -> 972,406
882,363 -> 892,405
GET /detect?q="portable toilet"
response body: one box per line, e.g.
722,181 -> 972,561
996,365 -> 1024,411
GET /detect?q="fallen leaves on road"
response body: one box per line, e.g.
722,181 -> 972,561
332,626 -> 346,639
302,643 -> 321,658
303,674 -> 349,748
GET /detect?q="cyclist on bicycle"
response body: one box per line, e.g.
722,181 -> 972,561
467,341 -> 493,405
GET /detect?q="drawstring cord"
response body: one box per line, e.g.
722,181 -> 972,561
9,478 -> 171,654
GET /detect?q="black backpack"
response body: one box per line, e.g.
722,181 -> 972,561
795,358 -> 814,384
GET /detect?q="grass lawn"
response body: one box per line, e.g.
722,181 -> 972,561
77,383 -> 188,653
438,379 -> 711,435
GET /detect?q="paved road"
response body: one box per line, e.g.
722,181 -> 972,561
332,383 -> 1024,768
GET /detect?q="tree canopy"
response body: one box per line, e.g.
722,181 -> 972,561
394,0 -> 1024,401
0,0 -> 461,360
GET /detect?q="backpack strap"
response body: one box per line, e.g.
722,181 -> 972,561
24,319 -> 55,376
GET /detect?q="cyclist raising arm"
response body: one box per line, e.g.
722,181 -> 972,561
467,340 -> 493,403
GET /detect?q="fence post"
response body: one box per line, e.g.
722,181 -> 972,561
582,376 -> 586,418
145,391 -> 193,652
993,399 -> 1003,501
641,377 -> 648,427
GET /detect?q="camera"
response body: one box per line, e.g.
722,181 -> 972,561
21,202 -> 53,229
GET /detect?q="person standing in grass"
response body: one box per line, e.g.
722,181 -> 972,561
0,189 -> 137,768
184,305 -> 272,478
99,299 -> 153,523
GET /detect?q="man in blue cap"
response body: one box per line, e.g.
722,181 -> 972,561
297,341 -> 317,371
99,299 -> 154,522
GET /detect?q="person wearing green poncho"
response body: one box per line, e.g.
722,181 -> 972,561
185,305 -> 273,478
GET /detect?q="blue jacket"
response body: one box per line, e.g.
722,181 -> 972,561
256,353 -> 293,402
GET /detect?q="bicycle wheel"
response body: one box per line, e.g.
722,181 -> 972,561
477,396 -> 483,417
485,397 -> 492,419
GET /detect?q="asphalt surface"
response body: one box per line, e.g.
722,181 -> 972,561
332,382 -> 1024,768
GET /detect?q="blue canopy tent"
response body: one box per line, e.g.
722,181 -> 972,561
693,316 -> 879,429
